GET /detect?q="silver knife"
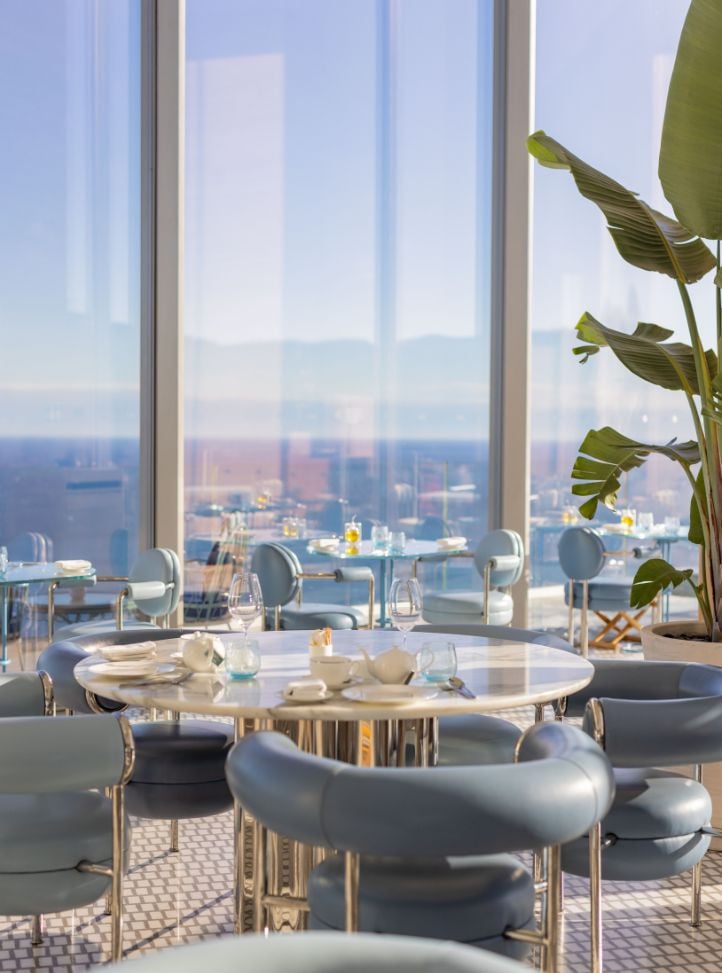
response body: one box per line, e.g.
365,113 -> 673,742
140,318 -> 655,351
447,675 -> 476,699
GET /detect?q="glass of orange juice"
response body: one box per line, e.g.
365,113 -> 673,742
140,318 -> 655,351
620,508 -> 636,530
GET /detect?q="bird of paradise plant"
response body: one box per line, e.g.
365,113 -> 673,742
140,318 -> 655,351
528,0 -> 722,640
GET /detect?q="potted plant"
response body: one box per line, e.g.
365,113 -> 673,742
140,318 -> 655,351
528,0 -> 722,662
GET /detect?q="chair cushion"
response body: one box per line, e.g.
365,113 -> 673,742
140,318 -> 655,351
565,580 -> 633,610
279,605 -> 359,630
438,715 -> 522,766
604,768 -> 711,840
309,853 -> 534,944
422,591 -> 513,626
562,832 -> 710,882
125,720 -> 234,820
0,791 -> 123,872
131,720 -> 234,784
55,619 -> 160,640
0,867 -> 112,917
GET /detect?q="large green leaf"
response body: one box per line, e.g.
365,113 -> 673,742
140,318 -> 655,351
689,467 -> 707,546
573,312 -> 717,395
528,131 -> 715,283
660,0 -> 722,239
571,427 -> 700,519
630,558 -> 694,609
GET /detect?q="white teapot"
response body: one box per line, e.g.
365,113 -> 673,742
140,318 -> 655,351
359,646 -> 416,685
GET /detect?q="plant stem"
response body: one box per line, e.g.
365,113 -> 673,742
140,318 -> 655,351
717,241 -> 722,360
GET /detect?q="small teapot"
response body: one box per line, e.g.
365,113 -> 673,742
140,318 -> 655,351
360,646 -> 416,685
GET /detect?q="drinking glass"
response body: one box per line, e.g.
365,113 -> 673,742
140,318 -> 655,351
637,512 -> 654,533
418,640 -> 458,683
371,524 -> 390,552
0,547 -> 7,574
225,637 -> 261,680
345,519 -> 362,555
228,572 -> 264,641
389,531 -> 406,554
664,515 -> 681,533
389,577 -> 423,649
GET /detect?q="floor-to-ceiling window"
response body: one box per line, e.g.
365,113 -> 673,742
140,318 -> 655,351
183,0 -> 495,617
530,0 -> 697,629
0,1 -> 142,576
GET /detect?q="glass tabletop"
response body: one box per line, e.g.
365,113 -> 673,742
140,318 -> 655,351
308,539 -> 468,560
0,562 -> 96,587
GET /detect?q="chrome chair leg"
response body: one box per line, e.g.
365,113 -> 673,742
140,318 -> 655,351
545,845 -> 561,973
344,850 -> 360,932
104,889 -> 112,915
691,860 -> 702,927
110,784 -> 125,963
169,818 -> 179,853
30,914 -> 43,946
590,822 -> 603,973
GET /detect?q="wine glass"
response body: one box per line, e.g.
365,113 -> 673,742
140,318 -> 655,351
388,577 -> 423,649
228,572 -> 264,642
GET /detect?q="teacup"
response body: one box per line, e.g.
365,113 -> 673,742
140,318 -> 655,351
309,655 -> 356,689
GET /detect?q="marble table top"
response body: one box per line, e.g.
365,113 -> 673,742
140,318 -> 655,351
74,629 -> 593,722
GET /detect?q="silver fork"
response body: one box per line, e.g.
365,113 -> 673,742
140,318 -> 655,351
126,669 -> 194,688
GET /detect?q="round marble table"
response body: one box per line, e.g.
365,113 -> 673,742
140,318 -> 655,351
74,629 -> 593,722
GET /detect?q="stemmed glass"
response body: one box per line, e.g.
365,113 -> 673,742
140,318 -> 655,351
228,572 -> 264,642
388,577 -> 423,649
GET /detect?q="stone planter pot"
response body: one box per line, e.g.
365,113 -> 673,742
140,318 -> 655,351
642,620 -> 722,848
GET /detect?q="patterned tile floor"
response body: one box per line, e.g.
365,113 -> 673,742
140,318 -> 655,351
3,632 -> 722,971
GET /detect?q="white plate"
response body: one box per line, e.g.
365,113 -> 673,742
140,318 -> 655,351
341,684 -> 439,705
98,642 -> 157,662
282,688 -> 334,704
87,660 -> 177,680
436,537 -> 467,550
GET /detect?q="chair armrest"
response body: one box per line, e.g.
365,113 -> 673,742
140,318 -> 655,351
0,714 -> 134,793
0,672 -> 53,717
415,551 -> 474,564
95,576 -> 129,584
52,575 -> 97,589
333,566 -> 374,584
482,554 -> 520,572
126,580 -> 170,602
632,544 -> 659,559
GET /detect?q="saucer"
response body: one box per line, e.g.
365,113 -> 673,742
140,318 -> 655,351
281,688 -> 334,704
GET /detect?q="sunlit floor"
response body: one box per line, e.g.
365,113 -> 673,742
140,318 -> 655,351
2,608 -> 720,972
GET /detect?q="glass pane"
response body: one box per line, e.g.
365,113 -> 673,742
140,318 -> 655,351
0,2 -> 142,579
184,0 -> 493,623
530,0 -> 696,630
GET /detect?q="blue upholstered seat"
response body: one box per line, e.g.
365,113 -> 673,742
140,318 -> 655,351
54,547 -> 182,638
561,659 -> 722,969
98,931 -> 531,972
226,722 -> 614,964
251,542 -> 373,630
37,629 -> 234,846
418,530 -> 524,627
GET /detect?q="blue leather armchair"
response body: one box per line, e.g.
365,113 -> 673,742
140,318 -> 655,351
226,721 -> 614,971
251,542 -> 375,630
562,658 -> 722,972
416,530 -> 524,627
0,711 -> 134,961
38,629 -> 234,854
52,548 -> 182,639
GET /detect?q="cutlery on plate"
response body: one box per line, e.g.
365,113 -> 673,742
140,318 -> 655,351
447,676 -> 475,699
402,670 -> 416,685
127,670 -> 194,687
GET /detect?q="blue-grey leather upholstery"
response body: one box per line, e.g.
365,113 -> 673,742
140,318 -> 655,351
420,530 -> 524,626
558,527 -> 635,610
101,932 -> 531,972
0,713 -> 131,915
251,542 -> 366,629
37,628 -> 234,823
56,547 -> 182,638
126,721 -> 233,819
411,625 -> 573,766
561,659 -> 722,883
227,722 -> 613,951
0,672 -> 49,717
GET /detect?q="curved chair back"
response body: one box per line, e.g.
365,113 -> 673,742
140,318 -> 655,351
99,931 -> 529,973
474,530 -> 524,587
227,722 -> 613,858
8,531 -> 52,562
37,628 -> 200,713
251,542 -> 301,608
0,672 -> 53,717
558,526 -> 605,581
129,548 -> 181,618
412,623 -> 574,652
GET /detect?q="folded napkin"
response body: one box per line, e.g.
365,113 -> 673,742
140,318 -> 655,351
98,641 -> 157,662
436,536 -> 467,550
55,559 -> 92,573
308,538 -> 340,552
284,678 -> 328,701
